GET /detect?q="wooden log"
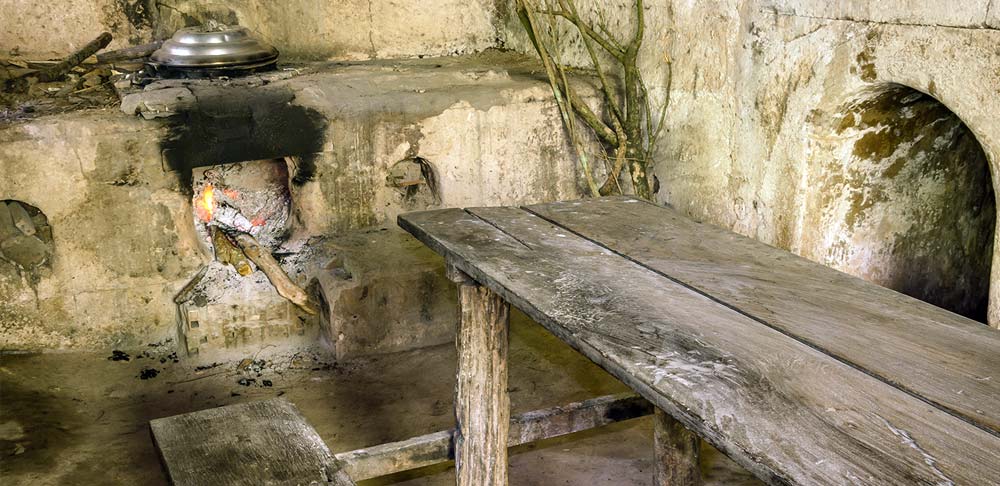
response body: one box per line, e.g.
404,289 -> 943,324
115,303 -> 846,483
230,231 -> 317,314
96,40 -> 163,63
450,264 -> 510,486
653,408 -> 701,486
210,226 -> 252,276
38,32 -> 112,82
336,393 -> 653,481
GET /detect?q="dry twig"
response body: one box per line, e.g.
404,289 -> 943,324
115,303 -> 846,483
516,0 -> 669,200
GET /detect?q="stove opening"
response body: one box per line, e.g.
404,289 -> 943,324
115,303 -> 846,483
810,84 -> 995,323
176,158 -> 319,357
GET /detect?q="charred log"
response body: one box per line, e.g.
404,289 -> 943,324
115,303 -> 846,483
38,32 -> 113,83
210,226 -> 252,276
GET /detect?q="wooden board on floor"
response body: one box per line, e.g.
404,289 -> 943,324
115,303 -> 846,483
399,205 -> 1000,485
525,197 -> 1000,435
151,398 -> 355,486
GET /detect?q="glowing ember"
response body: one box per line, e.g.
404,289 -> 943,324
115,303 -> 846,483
195,184 -> 215,222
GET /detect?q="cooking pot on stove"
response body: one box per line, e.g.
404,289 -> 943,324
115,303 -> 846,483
145,25 -> 278,78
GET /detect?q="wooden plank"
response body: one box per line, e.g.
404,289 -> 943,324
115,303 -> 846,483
150,398 -> 355,486
654,408 -> 701,486
398,207 -> 1000,485
508,392 -> 651,446
337,430 -> 454,481
525,197 -> 1000,435
335,392 -> 653,481
451,268 -> 510,486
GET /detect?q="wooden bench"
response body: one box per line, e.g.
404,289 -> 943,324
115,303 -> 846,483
397,196 -> 1000,485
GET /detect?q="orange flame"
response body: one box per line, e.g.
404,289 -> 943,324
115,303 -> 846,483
195,184 -> 215,222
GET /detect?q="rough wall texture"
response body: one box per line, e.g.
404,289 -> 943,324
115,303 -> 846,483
803,86 -> 994,321
500,0 -> 1000,326
0,53 -> 585,350
0,114 -> 203,348
1,0 -> 500,61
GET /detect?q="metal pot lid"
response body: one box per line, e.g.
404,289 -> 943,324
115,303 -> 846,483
150,25 -> 278,68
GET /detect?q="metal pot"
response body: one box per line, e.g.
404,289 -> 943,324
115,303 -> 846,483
148,25 -> 278,75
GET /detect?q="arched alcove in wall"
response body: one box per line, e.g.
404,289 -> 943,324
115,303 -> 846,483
1,200 -> 54,285
802,84 -> 995,323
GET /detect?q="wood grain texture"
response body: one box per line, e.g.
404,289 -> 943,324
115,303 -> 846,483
654,408 -> 702,486
335,393 -> 652,481
454,278 -> 510,486
525,197 -> 1000,435
398,206 -> 1000,485
150,398 -> 355,486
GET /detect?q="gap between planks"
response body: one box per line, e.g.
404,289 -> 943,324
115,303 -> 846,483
520,201 -> 1000,440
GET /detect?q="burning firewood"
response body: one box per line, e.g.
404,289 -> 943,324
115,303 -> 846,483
229,231 -> 318,315
210,226 -> 252,276
214,202 -> 254,233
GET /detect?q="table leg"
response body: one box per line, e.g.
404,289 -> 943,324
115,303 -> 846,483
654,408 -> 701,486
448,265 -> 510,486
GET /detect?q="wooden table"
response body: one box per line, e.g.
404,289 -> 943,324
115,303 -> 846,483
398,197 -> 1000,486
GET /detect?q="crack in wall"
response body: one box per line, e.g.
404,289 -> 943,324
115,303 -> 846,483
366,0 -> 377,59
764,8 -> 1000,32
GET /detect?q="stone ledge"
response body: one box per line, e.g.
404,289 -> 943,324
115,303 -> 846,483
312,228 -> 457,360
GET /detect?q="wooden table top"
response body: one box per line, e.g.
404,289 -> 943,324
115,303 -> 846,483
399,197 -> 1000,485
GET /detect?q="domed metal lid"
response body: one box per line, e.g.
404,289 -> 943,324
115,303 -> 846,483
150,25 -> 278,69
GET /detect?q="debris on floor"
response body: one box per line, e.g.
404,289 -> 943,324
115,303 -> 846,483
0,319 -> 762,485
138,368 -> 159,380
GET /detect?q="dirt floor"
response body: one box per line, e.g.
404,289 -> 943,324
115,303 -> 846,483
0,311 -> 761,485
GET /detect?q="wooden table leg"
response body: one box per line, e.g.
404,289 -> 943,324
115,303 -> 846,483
654,408 -> 701,486
448,264 -> 510,486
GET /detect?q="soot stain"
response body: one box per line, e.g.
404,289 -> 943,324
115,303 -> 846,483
159,86 -> 327,194
118,0 -> 155,30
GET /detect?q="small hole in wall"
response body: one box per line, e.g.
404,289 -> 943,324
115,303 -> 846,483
0,200 -> 54,284
387,156 -> 440,208
809,84 -> 995,323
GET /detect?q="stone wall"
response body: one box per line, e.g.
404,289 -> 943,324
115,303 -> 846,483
0,114 -> 202,348
500,0 -> 1000,326
1,0 -> 501,61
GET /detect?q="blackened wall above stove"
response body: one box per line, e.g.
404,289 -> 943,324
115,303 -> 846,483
160,86 -> 325,193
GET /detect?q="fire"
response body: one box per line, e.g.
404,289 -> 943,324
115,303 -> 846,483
195,184 -> 216,222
